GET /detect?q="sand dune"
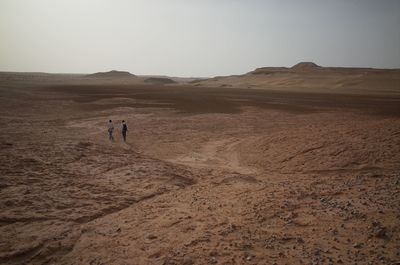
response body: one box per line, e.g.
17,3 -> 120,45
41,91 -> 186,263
0,73 -> 399,264
193,62 -> 400,95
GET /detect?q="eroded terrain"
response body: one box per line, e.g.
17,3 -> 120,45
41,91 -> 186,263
0,81 -> 399,264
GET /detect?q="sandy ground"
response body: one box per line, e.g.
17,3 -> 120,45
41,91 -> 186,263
0,76 -> 400,265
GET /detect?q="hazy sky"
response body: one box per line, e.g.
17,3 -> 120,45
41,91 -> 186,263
1,0 -> 399,77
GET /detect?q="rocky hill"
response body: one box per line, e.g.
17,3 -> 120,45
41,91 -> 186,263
86,70 -> 136,78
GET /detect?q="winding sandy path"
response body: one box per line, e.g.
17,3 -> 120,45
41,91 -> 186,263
167,138 -> 257,175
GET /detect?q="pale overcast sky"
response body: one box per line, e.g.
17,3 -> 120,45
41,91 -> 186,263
1,0 -> 399,77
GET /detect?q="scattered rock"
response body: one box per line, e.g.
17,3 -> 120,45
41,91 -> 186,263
296,237 -> 305,244
375,227 -> 387,238
353,243 -> 363,248
182,258 -> 194,265
147,234 -> 158,240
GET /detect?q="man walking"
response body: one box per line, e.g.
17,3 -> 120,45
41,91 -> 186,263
108,120 -> 114,141
121,120 -> 128,142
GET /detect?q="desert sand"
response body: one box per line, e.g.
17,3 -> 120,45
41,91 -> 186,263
0,65 -> 399,265
192,62 -> 400,96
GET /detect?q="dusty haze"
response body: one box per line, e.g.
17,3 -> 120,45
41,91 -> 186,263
1,0 -> 400,76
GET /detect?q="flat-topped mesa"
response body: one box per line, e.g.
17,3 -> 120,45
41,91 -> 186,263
291,62 -> 322,70
249,67 -> 289,75
85,70 -> 136,78
144,77 -> 176,85
248,62 -> 322,75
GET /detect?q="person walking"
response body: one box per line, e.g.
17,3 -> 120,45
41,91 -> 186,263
108,120 -> 114,141
121,120 -> 128,142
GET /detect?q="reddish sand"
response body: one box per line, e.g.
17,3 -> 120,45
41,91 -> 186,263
0,71 -> 399,265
